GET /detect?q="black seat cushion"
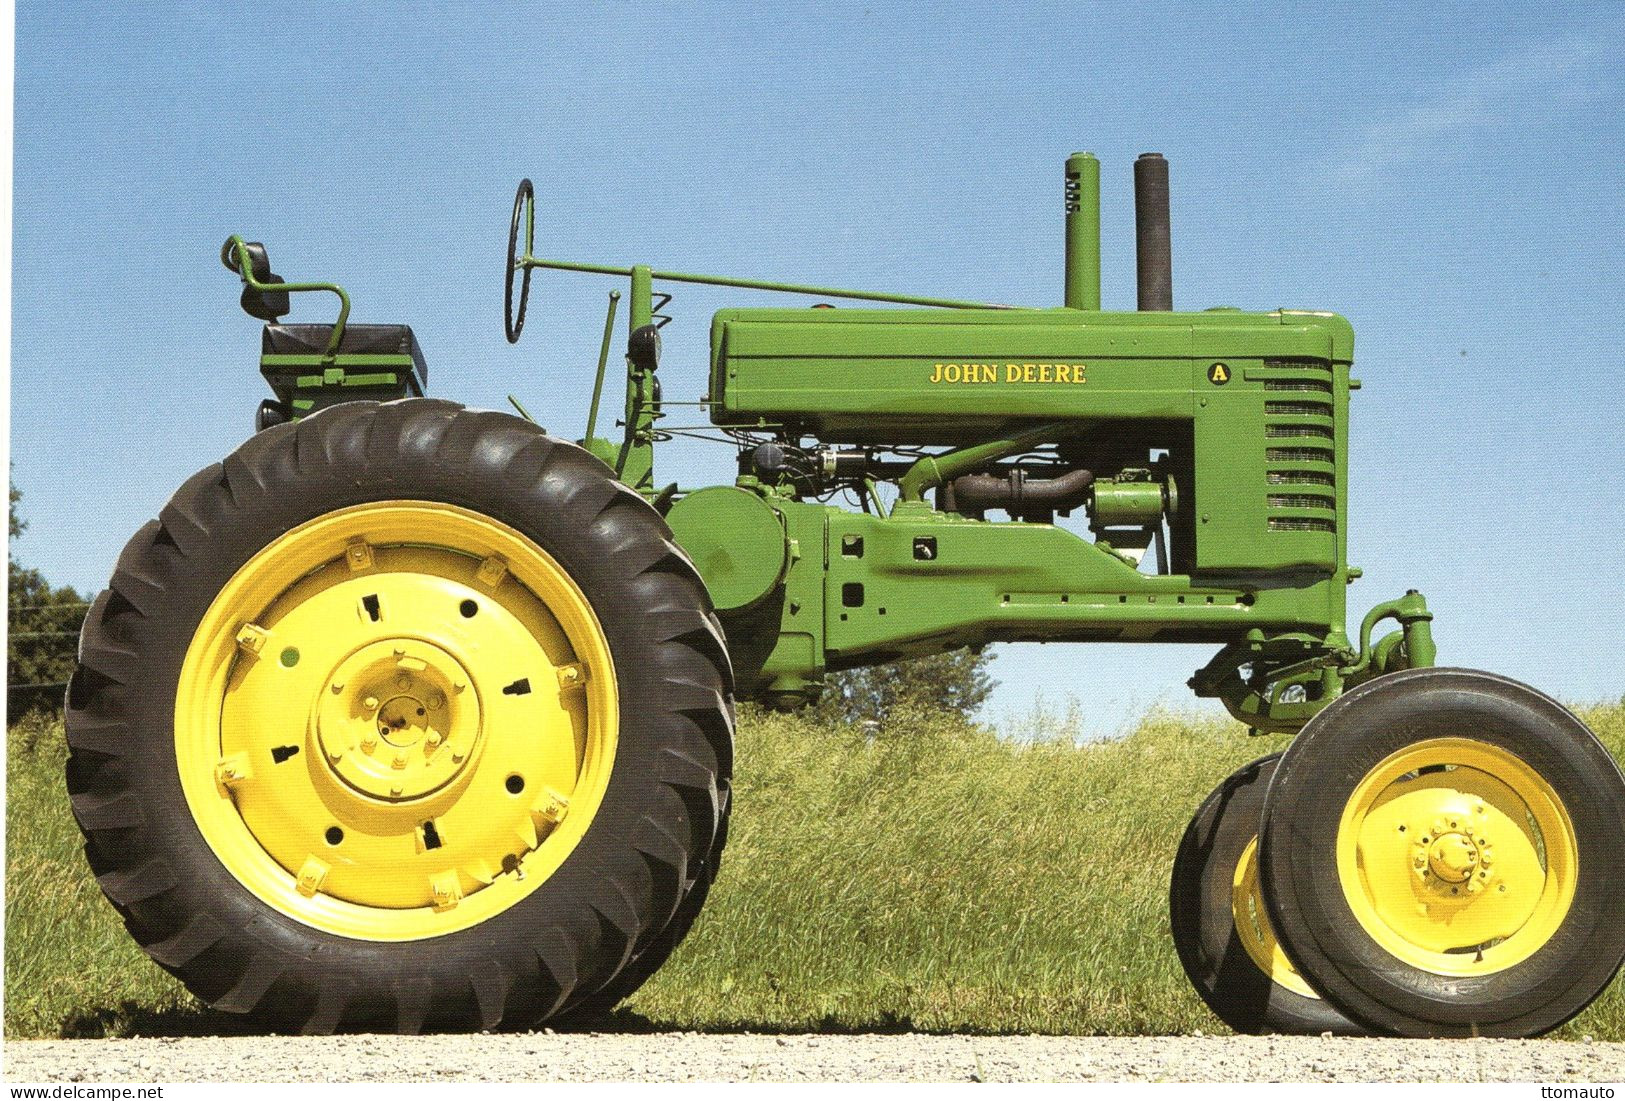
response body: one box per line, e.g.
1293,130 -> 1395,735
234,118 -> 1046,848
263,324 -> 428,390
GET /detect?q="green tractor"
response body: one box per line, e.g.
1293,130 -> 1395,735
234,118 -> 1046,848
66,155 -> 1625,1037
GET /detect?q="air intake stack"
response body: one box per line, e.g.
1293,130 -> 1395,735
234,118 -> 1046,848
1064,152 -> 1101,311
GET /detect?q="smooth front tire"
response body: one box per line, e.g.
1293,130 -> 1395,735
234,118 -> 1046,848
1259,668 -> 1625,1037
1170,754 -> 1363,1035
66,399 -> 734,1033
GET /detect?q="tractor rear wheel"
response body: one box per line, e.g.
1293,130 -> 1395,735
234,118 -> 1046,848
1259,668 -> 1625,1037
1169,754 -> 1363,1035
568,791 -> 730,1019
65,399 -> 734,1033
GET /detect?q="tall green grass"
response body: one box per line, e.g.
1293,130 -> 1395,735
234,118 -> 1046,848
7,701 -> 1623,1039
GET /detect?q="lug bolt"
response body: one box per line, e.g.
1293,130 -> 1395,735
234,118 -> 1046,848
363,696 -> 379,711
396,674 -> 412,690
428,692 -> 444,709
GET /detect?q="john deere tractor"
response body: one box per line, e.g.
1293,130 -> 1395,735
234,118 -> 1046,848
66,155 -> 1625,1037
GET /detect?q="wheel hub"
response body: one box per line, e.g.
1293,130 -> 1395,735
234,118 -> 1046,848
315,639 -> 481,802
175,502 -> 620,940
1339,738 -> 1577,975
1424,832 -> 1479,883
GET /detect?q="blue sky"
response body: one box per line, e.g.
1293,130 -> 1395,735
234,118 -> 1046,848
11,2 -> 1624,734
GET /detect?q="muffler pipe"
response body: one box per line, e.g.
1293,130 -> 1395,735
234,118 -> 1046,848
1134,153 -> 1173,311
945,467 -> 1096,516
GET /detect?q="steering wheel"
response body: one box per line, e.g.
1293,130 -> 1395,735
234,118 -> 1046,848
505,178 -> 535,344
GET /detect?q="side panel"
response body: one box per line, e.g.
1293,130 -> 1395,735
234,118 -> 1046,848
708,307 -> 1352,445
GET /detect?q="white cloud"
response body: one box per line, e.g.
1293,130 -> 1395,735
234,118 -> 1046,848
1324,19 -> 1624,196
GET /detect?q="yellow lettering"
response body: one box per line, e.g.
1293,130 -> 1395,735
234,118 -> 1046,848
981,364 -> 996,382
1006,364 -> 1021,382
930,363 -> 944,383
1022,364 -> 1036,383
1039,363 -> 1053,383
1056,364 -> 1071,383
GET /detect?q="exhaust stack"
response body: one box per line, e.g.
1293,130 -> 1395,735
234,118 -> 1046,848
1134,153 -> 1173,311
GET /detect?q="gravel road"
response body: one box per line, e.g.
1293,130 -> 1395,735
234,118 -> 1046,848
5,1033 -> 1623,1083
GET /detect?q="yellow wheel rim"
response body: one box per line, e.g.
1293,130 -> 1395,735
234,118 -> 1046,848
1336,737 -> 1576,976
175,502 -> 618,941
1232,836 -> 1320,1000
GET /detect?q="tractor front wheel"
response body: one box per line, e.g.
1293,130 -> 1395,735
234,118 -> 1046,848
65,399 -> 733,1032
1259,668 -> 1625,1037
1169,754 -> 1363,1035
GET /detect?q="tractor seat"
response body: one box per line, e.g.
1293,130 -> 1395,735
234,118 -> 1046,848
262,324 -> 429,391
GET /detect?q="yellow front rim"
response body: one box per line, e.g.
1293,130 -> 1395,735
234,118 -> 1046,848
1232,836 -> 1320,1000
1336,737 -> 1577,976
175,502 -> 618,941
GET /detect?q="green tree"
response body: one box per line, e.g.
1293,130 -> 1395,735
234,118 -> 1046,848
810,646 -> 997,726
8,479 -> 86,707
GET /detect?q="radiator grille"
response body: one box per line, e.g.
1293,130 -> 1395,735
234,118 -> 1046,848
1265,424 -> 1334,440
1268,516 -> 1337,532
1266,446 -> 1334,463
1267,470 -> 1335,487
1265,399 -> 1333,416
1263,359 -> 1336,535
1268,493 -> 1335,510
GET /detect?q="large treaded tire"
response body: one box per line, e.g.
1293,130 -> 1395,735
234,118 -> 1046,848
567,787 -> 731,1019
1259,667 -> 1625,1038
1170,754 -> 1363,1036
64,399 -> 734,1033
